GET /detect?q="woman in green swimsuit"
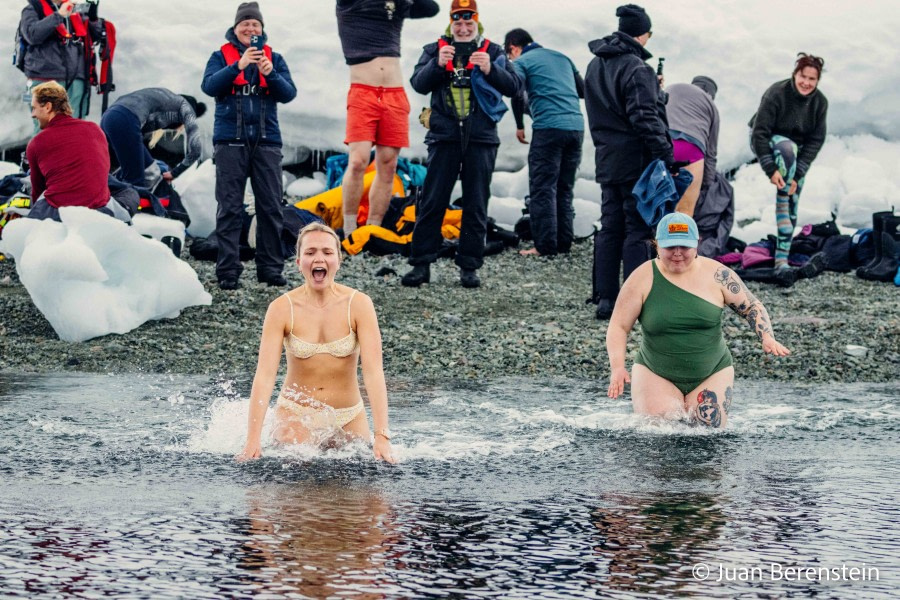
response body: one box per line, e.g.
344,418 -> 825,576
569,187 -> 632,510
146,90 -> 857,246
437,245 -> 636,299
606,213 -> 790,427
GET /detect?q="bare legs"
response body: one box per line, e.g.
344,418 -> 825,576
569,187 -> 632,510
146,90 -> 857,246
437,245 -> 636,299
630,364 -> 734,428
674,159 -> 704,217
342,142 -> 400,231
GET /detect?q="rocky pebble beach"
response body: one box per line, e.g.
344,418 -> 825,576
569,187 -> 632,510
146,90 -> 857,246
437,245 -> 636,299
0,241 -> 898,384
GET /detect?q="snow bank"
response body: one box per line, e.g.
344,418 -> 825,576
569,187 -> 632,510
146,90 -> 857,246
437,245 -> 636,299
0,208 -> 212,342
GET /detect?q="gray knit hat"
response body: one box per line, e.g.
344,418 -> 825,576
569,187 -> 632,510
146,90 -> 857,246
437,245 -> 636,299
691,76 -> 718,100
234,2 -> 264,27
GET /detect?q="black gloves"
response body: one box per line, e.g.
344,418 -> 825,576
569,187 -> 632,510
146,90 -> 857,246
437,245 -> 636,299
667,160 -> 690,175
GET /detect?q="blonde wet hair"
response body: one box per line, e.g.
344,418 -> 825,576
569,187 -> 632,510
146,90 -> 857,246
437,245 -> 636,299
295,222 -> 342,262
31,81 -> 72,116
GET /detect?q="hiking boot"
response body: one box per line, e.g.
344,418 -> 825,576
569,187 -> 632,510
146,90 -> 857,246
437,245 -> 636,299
460,268 -> 481,288
260,274 -> 287,287
219,279 -> 241,290
773,267 -> 797,288
401,264 -> 430,287
797,252 -> 827,279
595,298 -> 614,320
738,267 -> 796,288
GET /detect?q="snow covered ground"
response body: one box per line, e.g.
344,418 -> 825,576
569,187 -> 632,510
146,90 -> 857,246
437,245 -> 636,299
2,0 -> 898,238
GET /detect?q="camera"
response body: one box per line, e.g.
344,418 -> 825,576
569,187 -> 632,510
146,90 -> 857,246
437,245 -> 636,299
449,40 -> 478,88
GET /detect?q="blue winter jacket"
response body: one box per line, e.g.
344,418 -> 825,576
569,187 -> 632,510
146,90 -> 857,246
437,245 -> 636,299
201,30 -> 297,146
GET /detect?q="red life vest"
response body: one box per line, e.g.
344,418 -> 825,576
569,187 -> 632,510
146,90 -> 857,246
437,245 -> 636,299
38,0 -> 87,41
438,37 -> 490,73
220,43 -> 273,93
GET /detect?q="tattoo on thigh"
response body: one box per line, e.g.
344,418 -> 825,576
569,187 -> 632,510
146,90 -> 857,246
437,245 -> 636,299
724,386 -> 733,414
696,389 -> 722,427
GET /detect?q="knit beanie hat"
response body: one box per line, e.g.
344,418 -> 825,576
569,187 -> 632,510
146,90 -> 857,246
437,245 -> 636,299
450,0 -> 479,22
234,2 -> 264,27
617,4 -> 651,37
691,76 -> 718,100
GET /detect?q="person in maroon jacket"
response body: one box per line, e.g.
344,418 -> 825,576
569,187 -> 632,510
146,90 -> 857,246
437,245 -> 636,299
26,81 -> 128,222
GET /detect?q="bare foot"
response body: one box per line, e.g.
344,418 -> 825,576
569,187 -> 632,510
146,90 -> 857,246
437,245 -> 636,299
519,248 -> 541,256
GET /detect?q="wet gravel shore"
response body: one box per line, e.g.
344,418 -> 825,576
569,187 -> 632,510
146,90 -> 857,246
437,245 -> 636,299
0,241 -> 898,383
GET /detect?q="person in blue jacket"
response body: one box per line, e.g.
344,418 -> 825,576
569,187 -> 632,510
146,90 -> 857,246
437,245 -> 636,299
401,0 -> 522,289
201,2 -> 297,290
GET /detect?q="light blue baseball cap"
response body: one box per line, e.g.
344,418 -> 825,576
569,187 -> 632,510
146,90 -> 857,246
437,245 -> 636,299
656,212 -> 699,248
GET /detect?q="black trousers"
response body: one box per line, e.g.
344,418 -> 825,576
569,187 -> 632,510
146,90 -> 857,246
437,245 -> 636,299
409,141 -> 498,271
214,144 -> 284,281
528,128 -> 583,255
592,180 -> 653,302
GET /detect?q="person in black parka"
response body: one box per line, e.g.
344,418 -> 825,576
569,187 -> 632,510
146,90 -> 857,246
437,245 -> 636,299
584,4 -> 674,320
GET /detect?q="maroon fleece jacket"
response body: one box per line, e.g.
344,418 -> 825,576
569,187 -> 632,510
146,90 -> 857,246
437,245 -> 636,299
26,114 -> 110,209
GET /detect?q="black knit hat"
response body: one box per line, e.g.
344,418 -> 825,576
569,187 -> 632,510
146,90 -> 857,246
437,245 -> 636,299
234,2 -> 264,27
617,4 -> 651,37
691,76 -> 718,100
180,95 -> 207,119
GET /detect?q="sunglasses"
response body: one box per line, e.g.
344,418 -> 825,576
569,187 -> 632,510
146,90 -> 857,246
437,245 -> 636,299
451,11 -> 476,21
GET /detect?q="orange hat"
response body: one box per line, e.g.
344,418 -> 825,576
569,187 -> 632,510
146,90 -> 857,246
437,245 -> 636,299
450,0 -> 478,21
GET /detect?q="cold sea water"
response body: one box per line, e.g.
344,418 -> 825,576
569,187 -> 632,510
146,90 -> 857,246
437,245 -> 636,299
0,373 -> 897,599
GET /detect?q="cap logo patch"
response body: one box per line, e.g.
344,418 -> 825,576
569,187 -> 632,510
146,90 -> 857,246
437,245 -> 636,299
459,0 -> 471,6
668,223 -> 689,234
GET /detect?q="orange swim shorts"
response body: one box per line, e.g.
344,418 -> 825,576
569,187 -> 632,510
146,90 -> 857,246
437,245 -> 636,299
344,84 -> 410,148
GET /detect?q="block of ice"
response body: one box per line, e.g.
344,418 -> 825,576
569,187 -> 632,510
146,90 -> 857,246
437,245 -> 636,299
0,207 -> 212,342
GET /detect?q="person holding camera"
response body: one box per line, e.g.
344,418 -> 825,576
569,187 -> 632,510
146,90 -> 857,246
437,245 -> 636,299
584,4 -> 674,320
504,28 -> 585,258
401,0 -> 521,289
336,0 -> 440,237
100,88 -> 207,190
201,2 -> 297,291
17,0 -> 103,123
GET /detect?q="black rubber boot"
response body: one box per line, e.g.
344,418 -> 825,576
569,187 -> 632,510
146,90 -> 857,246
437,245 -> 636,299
595,298 -> 614,320
857,213 -> 899,278
460,268 -> 481,289
856,211 -> 891,276
401,264 -> 431,287
736,267 -> 797,288
857,232 -> 898,282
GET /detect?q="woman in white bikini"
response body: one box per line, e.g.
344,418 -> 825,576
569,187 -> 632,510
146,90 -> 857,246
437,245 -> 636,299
237,222 -> 394,462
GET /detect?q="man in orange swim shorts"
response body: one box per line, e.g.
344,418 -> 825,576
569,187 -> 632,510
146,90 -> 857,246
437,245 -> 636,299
336,0 -> 440,235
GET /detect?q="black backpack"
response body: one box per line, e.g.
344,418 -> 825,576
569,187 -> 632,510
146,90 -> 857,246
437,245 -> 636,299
13,24 -> 27,73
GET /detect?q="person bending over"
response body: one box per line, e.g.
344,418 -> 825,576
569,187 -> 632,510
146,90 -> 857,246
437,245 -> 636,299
749,53 -> 828,269
101,87 -> 207,191
665,76 -> 719,217
606,213 -> 790,428
238,223 -> 395,462
336,0 -> 440,235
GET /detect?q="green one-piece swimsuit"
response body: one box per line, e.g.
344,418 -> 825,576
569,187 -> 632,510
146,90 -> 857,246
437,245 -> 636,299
633,261 -> 733,395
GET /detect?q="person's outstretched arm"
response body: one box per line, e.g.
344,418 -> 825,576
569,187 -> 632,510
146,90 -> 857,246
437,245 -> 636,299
355,293 -> 395,463
409,0 -> 440,18
237,299 -> 286,461
606,267 -> 646,399
716,266 -> 791,356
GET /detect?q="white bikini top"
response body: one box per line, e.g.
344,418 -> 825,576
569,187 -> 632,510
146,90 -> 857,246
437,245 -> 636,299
283,291 -> 359,359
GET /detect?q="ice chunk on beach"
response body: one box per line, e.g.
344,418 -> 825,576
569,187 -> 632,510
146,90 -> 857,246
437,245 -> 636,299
173,159 -> 217,238
286,172 -> 327,198
0,207 -> 212,342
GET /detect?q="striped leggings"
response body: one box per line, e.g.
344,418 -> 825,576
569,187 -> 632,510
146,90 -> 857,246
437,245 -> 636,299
770,135 -> 805,266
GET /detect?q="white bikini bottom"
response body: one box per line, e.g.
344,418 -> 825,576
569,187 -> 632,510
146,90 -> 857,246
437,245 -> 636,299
276,395 -> 364,429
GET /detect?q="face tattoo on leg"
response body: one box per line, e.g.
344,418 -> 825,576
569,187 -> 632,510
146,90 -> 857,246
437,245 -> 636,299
696,389 -> 722,428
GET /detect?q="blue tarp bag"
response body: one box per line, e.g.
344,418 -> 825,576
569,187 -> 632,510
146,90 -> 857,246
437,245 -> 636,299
633,159 -> 693,227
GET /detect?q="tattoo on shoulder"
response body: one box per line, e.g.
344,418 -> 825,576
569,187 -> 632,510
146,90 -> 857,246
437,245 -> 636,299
714,268 -> 741,294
